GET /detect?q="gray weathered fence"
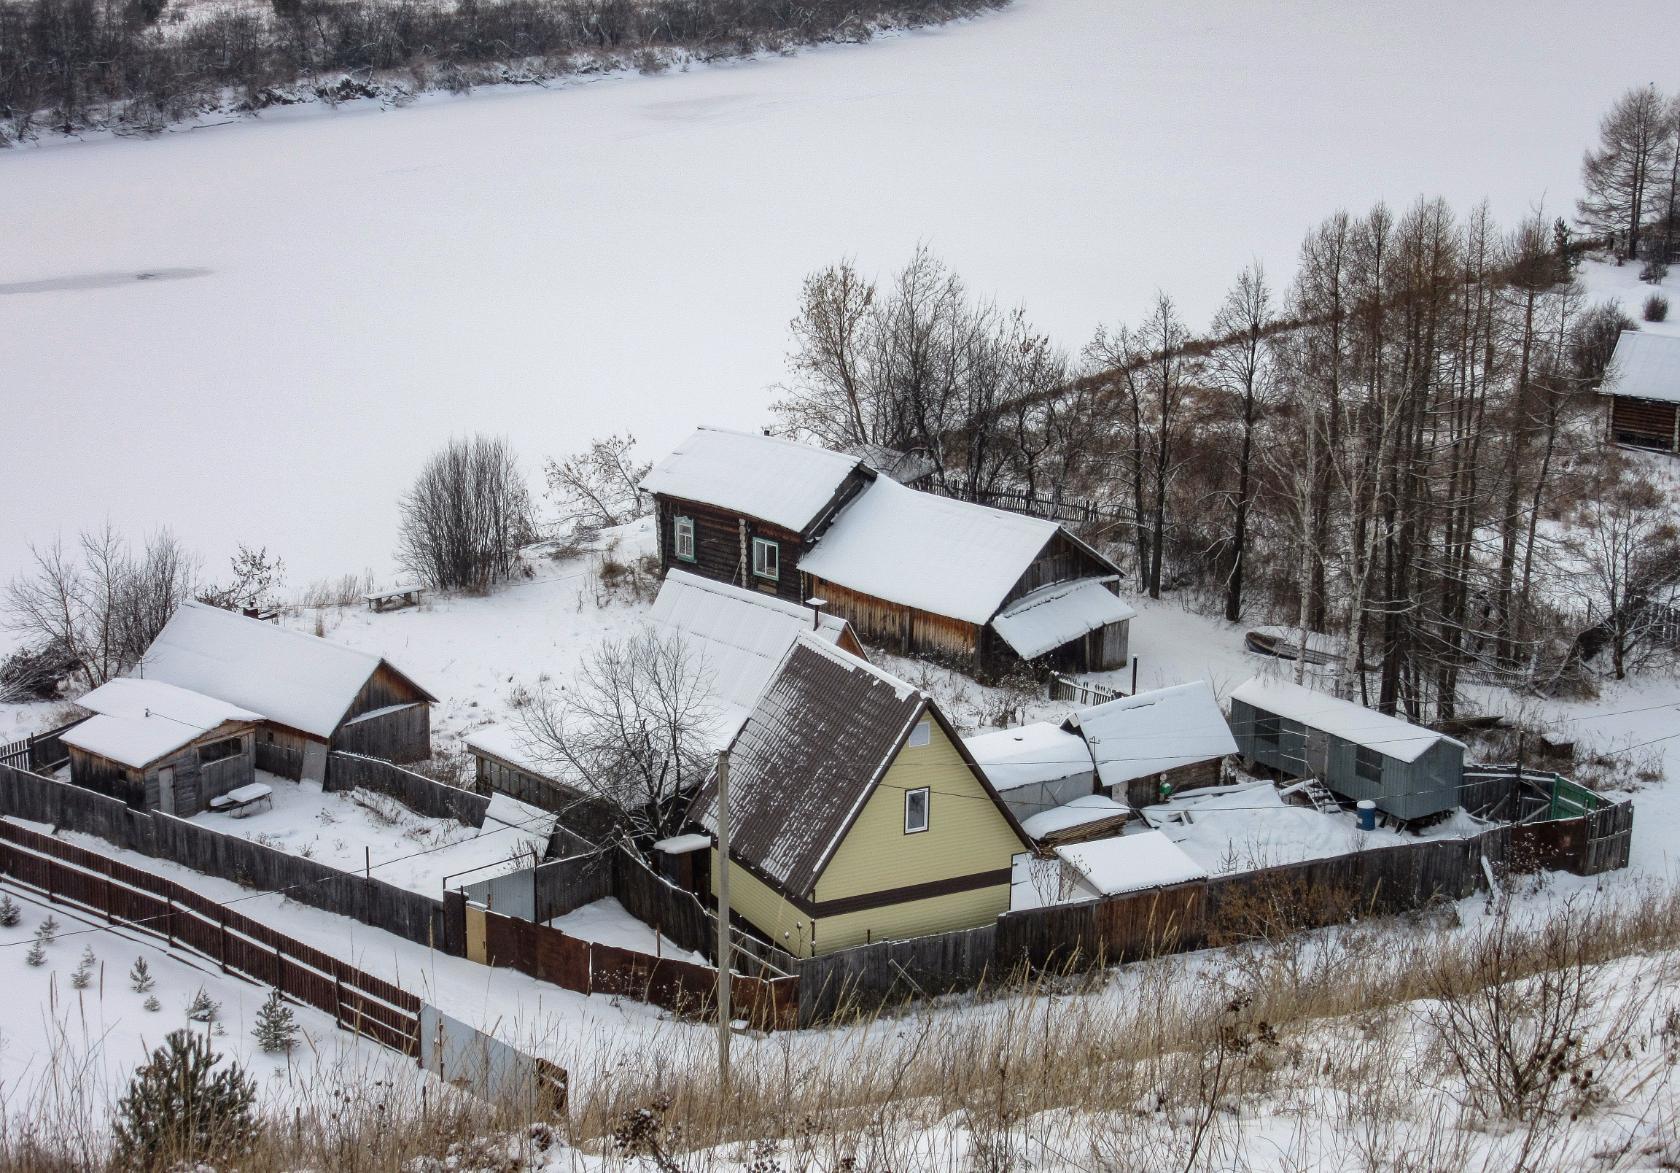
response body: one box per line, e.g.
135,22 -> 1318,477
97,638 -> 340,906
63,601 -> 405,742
796,923 -> 998,1024
0,762 -> 443,946
327,752 -> 490,826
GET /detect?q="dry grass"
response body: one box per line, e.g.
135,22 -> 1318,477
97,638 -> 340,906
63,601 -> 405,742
5,882 -> 1680,1170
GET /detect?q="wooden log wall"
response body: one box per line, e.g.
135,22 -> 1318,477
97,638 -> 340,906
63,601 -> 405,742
655,496 -> 806,604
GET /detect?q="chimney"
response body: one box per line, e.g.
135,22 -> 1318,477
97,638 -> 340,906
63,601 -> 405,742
806,597 -> 828,631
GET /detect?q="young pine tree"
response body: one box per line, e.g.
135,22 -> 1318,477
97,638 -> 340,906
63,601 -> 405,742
114,1030 -> 257,1167
24,938 -> 45,967
252,989 -> 298,1054
0,894 -> 19,927
37,916 -> 58,944
143,995 -> 161,1012
186,988 -> 220,1024
130,956 -> 155,993
70,945 -> 95,990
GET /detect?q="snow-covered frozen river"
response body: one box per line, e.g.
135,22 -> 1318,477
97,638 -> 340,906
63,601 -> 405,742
1,0 -> 1671,591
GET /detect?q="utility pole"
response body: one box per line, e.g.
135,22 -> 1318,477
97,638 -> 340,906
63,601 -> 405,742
715,748 -> 732,1094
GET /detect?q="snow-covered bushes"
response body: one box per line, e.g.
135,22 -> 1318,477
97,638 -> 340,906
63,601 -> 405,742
1648,293 -> 1670,322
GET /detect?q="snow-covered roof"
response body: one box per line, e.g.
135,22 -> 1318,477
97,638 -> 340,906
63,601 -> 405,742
1602,330 -> 1680,404
650,569 -> 855,744
799,477 -> 1073,625
1064,681 -> 1238,789
690,634 -> 933,895
1229,676 -> 1465,763
639,427 -> 867,534
62,678 -> 261,769
964,722 -> 1092,792
464,724 -> 547,774
992,578 -> 1136,659
1021,793 -> 1129,841
1055,830 -> 1208,896
140,601 -> 433,741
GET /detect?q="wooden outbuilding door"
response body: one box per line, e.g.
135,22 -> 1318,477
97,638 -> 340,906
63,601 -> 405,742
157,766 -> 177,815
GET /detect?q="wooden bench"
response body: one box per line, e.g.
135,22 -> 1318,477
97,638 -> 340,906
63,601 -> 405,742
209,782 -> 273,817
364,585 -> 425,613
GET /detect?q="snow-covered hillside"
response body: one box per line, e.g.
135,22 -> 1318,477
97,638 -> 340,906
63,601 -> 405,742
1,0 -> 1674,593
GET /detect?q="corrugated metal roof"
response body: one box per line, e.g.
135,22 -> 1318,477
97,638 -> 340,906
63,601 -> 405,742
690,634 -> 924,897
1602,330 -> 1680,404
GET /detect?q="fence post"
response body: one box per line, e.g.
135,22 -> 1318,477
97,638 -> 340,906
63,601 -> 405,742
219,911 -> 229,974
164,895 -> 173,946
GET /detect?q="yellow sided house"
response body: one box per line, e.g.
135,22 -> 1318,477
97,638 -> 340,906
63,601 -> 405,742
688,634 -> 1030,957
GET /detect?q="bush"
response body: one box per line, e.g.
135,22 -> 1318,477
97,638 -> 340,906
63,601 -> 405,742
1646,294 -> 1669,323
1641,258 -> 1669,284
114,1030 -> 256,1167
396,435 -> 534,594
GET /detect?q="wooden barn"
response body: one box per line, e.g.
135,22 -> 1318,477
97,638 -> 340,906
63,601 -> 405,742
1601,330 -> 1680,453
60,678 -> 260,815
1229,677 -> 1465,822
642,428 -> 1133,672
138,601 -> 436,781
687,634 -> 1031,957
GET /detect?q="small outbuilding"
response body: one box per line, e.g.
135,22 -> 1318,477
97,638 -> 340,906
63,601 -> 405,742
1011,829 -> 1207,910
61,678 -> 261,815
1062,681 -> 1237,808
139,600 -> 436,781
964,722 -> 1095,823
1600,330 -> 1680,453
1228,676 -> 1466,821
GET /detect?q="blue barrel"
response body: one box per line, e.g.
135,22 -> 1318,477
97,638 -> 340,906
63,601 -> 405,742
1356,800 -> 1377,831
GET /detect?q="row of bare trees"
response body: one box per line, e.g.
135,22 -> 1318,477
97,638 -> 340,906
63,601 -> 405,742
1577,84 -> 1680,264
776,197 -> 1672,717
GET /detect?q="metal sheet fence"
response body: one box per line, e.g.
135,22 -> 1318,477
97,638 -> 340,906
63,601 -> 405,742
0,819 -> 421,1055
326,752 -> 491,827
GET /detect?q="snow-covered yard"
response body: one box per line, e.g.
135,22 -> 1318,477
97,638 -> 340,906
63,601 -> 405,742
189,772 -> 548,896
0,879 -> 413,1121
548,897 -> 704,963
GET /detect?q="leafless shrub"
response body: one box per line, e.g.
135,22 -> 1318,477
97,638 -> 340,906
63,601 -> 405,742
542,433 -> 652,540
297,572 -> 374,610
396,435 -> 534,594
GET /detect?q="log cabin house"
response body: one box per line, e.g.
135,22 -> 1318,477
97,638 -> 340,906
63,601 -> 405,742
137,601 -> 436,782
687,634 -> 1031,957
1601,330 -> 1680,453
642,427 -> 1134,672
61,678 -> 260,815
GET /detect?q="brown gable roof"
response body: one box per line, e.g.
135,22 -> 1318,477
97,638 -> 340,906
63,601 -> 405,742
689,635 -> 925,899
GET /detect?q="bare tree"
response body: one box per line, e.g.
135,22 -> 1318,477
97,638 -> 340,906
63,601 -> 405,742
542,434 -> 651,538
1578,85 -> 1672,260
1566,466 -> 1680,680
520,628 -> 717,846
197,544 -> 286,615
1208,264 -> 1276,623
396,435 -> 534,593
5,525 -> 197,690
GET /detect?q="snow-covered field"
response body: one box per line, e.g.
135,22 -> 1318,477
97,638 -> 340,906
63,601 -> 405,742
1,0 -> 1674,593
190,772 -> 548,896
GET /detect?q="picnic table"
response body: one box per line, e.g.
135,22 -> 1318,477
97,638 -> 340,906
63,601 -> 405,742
209,782 -> 273,817
365,584 -> 425,613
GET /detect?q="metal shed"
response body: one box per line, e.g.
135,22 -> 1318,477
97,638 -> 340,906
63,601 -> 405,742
1229,677 -> 1465,821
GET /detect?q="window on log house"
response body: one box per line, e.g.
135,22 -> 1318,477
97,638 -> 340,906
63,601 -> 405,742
674,516 -> 696,562
752,537 -> 779,581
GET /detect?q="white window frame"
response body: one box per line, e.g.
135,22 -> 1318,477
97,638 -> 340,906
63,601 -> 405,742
907,719 -> 931,748
752,536 -> 779,581
674,516 -> 696,563
904,786 -> 930,835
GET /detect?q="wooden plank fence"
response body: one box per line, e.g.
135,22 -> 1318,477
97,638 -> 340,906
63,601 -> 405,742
327,752 -> 490,827
0,719 -> 83,774
1048,672 -> 1122,707
0,819 -> 421,1055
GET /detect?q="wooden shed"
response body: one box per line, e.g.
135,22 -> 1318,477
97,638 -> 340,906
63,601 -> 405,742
60,678 -> 260,815
1062,681 -> 1237,809
1228,677 -> 1465,822
1600,330 -> 1680,453
138,600 -> 436,781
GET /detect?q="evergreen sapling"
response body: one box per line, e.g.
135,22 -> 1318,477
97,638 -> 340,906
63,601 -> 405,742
0,894 -> 19,927
70,945 -> 95,990
130,956 -> 155,993
252,989 -> 298,1054
186,988 -> 220,1024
